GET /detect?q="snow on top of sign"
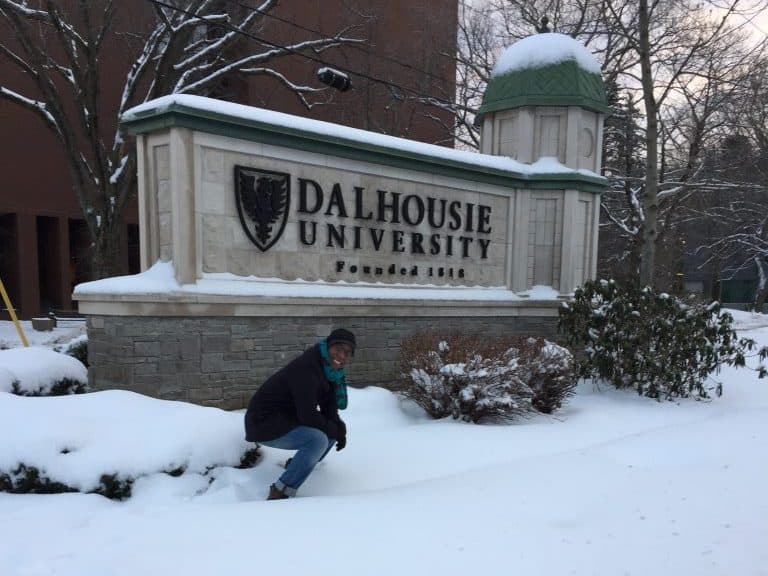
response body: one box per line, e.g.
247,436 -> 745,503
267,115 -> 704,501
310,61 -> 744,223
74,259 -> 179,294
73,261 -> 561,301
492,33 -> 601,77
123,95 -> 601,179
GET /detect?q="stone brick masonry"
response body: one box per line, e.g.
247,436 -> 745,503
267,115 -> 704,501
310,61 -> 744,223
87,315 -> 558,409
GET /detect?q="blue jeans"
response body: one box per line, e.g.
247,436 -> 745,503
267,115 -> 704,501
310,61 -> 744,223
259,426 -> 335,496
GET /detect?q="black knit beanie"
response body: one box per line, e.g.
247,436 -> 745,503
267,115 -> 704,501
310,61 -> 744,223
326,328 -> 356,355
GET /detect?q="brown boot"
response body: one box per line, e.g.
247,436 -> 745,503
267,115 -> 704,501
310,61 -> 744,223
267,484 -> 289,500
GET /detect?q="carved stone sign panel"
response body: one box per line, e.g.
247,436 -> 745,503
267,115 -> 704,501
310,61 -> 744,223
201,148 -> 508,287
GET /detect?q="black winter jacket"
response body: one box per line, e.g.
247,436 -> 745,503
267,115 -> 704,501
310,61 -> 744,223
244,344 -> 346,443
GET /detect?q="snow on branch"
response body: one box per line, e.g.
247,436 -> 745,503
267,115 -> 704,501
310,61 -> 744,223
118,24 -> 165,113
78,151 -> 98,188
0,0 -> 51,20
0,85 -> 60,133
151,0 -> 265,67
414,96 -> 456,114
174,35 -> 364,95
601,202 -> 641,236
48,62 -> 77,88
0,0 -> 87,48
658,179 -> 763,200
235,67 -> 319,94
109,155 -> 129,185
234,67 -> 327,108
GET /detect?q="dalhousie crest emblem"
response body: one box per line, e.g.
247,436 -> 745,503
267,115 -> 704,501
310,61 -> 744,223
234,166 -> 290,252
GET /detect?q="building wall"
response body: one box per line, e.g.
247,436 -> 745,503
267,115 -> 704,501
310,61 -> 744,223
0,1 -> 457,319
262,0 -> 457,144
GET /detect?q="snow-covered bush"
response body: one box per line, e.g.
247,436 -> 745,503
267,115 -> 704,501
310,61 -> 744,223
524,339 -> 579,413
0,347 -> 88,396
559,279 -> 760,400
396,332 -> 576,423
0,391 -> 262,500
0,448 -> 262,500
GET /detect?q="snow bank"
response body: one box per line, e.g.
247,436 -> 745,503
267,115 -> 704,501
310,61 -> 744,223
0,390 -> 251,492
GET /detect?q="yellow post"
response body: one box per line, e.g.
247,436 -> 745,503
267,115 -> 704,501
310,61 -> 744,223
0,277 -> 29,347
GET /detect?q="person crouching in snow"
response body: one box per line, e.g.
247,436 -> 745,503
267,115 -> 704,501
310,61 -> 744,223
244,328 -> 355,500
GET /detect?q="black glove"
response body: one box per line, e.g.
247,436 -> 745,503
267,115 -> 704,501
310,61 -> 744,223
334,419 -> 347,451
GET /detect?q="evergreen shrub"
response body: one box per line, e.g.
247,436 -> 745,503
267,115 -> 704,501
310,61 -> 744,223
0,465 -> 136,500
62,339 -> 89,368
558,279 -> 762,399
0,464 -> 77,496
395,332 -> 576,423
12,377 -> 88,396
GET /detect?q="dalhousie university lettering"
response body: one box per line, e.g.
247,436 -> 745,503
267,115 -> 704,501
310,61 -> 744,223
296,178 -> 493,259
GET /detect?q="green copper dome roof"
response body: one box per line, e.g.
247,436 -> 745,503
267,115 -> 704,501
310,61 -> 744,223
478,34 -> 609,119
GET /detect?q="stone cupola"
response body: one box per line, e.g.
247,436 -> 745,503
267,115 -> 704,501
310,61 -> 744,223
478,33 -> 609,172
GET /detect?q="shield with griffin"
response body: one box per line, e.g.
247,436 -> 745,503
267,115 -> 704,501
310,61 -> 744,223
234,166 -> 290,252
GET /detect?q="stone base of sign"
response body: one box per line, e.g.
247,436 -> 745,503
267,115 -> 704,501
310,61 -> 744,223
86,312 -> 559,409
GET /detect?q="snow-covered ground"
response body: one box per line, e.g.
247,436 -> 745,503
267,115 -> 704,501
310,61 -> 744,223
0,311 -> 767,575
0,317 -> 86,350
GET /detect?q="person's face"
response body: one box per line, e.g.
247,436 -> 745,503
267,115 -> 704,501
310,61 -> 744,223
328,342 -> 354,369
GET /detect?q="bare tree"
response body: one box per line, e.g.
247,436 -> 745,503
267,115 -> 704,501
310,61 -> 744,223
688,196 -> 768,307
410,1 -> 498,151
0,0 -> 365,279
602,0 -> 768,287
680,59 -> 768,307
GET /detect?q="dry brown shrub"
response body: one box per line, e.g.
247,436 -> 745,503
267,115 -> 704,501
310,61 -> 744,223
395,331 -> 576,421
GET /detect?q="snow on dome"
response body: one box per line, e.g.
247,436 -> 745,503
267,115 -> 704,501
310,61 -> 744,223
492,33 -> 601,77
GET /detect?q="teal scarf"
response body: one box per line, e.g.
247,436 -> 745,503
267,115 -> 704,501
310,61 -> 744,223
319,340 -> 348,410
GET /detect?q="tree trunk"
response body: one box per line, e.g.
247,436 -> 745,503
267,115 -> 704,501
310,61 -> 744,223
753,259 -> 768,312
638,0 -> 659,289
753,288 -> 768,313
90,221 -> 124,280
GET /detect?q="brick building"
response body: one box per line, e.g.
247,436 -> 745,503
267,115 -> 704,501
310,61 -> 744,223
0,0 -> 457,319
